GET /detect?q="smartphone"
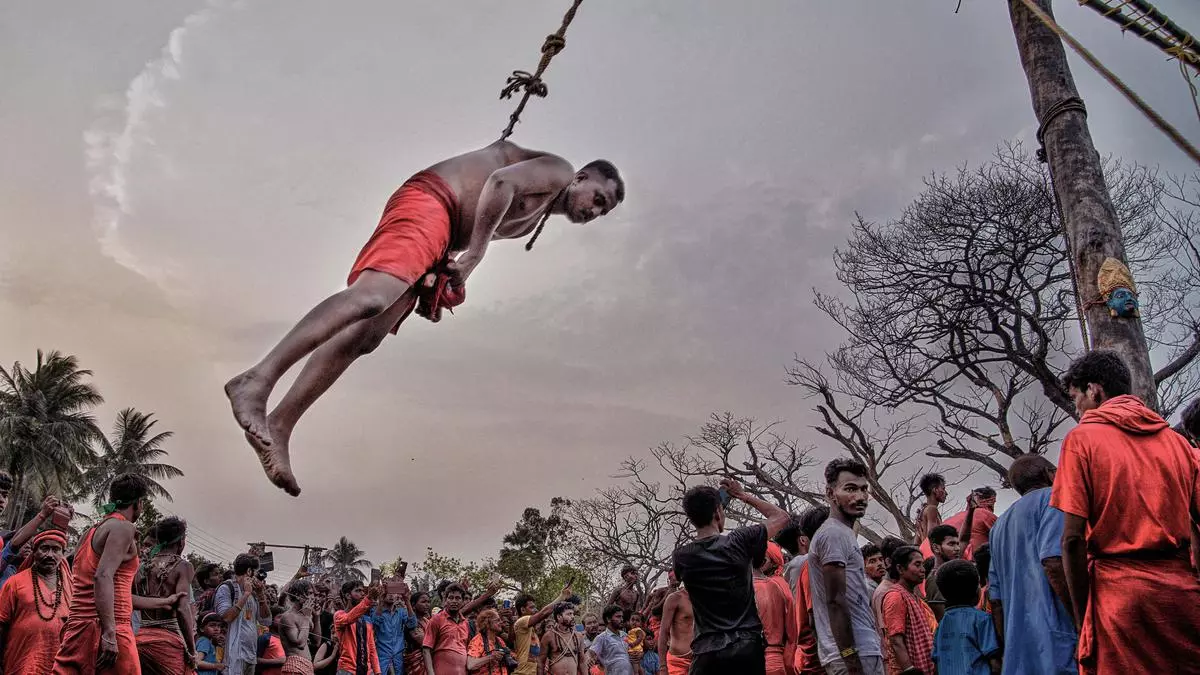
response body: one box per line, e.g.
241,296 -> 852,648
398,561 -> 408,579
718,487 -> 731,507
502,600 -> 512,610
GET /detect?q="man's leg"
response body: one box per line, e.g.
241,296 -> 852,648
225,270 -> 411,446
247,287 -> 418,495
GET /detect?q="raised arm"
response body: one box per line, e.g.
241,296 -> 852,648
9,496 -> 59,551
959,494 -> 978,547
453,156 -> 573,281
334,591 -> 377,631
460,580 -> 503,617
722,478 -> 790,538
529,585 -> 573,628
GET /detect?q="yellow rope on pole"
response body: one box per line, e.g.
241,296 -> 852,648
1018,0 -> 1200,165
498,0 -> 585,141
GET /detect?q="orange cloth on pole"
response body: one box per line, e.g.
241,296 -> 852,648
665,652 -> 691,675
0,568 -> 74,675
1050,395 -> 1200,674
53,513 -> 140,675
334,597 -> 381,675
135,627 -> 191,675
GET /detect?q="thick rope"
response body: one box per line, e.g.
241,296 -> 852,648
1016,0 -> 1200,165
499,0 -> 584,141
1035,96 -> 1088,163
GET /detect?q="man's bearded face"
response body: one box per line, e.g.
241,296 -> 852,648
34,541 -> 65,575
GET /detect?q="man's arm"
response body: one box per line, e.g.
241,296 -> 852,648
314,642 -> 339,670
823,563 -> 864,674
959,495 -> 978,548
216,580 -> 248,624
9,496 -> 58,551
1042,555 -> 1073,618
334,595 -> 376,631
990,598 -> 1005,644
454,156 -> 573,280
528,586 -> 574,628
94,521 -> 134,638
424,647 -> 437,675
657,594 -> 676,674
174,561 -> 198,657
460,581 -> 503,617
1060,514 -> 1089,630
723,478 -> 790,538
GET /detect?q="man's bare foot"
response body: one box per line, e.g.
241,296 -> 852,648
244,426 -> 300,496
225,370 -> 273,446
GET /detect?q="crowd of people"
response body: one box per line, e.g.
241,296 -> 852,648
0,351 -> 1197,675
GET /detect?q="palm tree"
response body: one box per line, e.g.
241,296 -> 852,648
323,536 -> 371,584
0,350 -> 103,527
80,408 -> 184,511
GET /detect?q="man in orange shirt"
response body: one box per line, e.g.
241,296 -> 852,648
753,544 -> 795,675
791,507 -> 828,675
335,581 -> 383,675
0,530 -> 72,675
1052,351 -> 1200,674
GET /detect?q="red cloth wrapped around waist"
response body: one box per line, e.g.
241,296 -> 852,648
136,626 -> 191,675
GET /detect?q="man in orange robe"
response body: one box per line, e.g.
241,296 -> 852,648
0,530 -> 73,675
1052,351 -> 1200,674
791,507 -> 827,675
754,543 -> 795,675
53,474 -> 180,675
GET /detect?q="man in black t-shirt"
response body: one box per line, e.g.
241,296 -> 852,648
671,478 -> 791,675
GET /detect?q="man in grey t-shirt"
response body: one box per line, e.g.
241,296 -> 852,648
808,459 -> 884,675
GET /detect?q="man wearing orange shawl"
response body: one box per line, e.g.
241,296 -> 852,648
1052,352 -> 1200,674
0,530 -> 73,675
754,543 -> 796,675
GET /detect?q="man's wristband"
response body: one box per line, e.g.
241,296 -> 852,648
839,646 -> 858,659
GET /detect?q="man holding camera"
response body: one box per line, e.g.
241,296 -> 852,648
215,553 -> 274,675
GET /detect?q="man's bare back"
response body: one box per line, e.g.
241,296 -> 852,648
224,141 -> 624,496
659,588 -> 693,664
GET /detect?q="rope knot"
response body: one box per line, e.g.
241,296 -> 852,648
500,70 -> 549,100
1036,96 -> 1087,162
542,34 -> 566,56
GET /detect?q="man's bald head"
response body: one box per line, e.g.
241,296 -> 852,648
1008,454 -> 1056,495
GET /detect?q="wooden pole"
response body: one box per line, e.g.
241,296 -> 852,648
1008,0 -> 1158,408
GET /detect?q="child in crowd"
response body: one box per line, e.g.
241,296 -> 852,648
640,630 -> 660,675
195,612 -> 226,672
932,560 -> 1002,675
625,611 -> 646,675
973,544 -> 992,613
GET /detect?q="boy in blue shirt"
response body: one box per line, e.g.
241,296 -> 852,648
932,560 -> 1001,675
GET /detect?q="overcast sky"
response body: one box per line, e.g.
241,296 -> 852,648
2,0 -> 1197,581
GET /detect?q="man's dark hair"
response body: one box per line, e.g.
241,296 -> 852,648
974,543 -> 991,585
620,565 -> 638,578
973,486 -> 997,500
1179,397 -> 1200,445
919,473 -> 945,496
197,563 -> 220,583
682,486 -> 722,528
233,553 -> 260,576
340,580 -> 363,599
552,602 -> 574,620
602,604 -> 623,623
1061,350 -> 1131,399
879,536 -> 906,563
442,583 -> 467,600
0,472 -> 12,492
936,559 -> 980,607
152,517 -> 187,550
929,524 -> 959,547
110,473 -> 150,506
581,160 -> 625,204
773,514 -> 804,555
283,578 -> 312,601
798,505 -> 830,539
888,545 -> 923,581
824,458 -> 868,486
513,593 -> 536,612
860,543 -> 881,560
1008,454 -> 1056,495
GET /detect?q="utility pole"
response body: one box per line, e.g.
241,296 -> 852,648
248,541 -> 327,577
1008,0 -> 1158,408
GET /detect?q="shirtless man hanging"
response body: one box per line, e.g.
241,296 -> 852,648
277,579 -> 338,675
540,603 -> 587,675
225,140 -> 626,495
656,585 -> 693,675
608,567 -> 644,624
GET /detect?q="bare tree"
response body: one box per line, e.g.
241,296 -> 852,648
816,145 -> 1200,481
